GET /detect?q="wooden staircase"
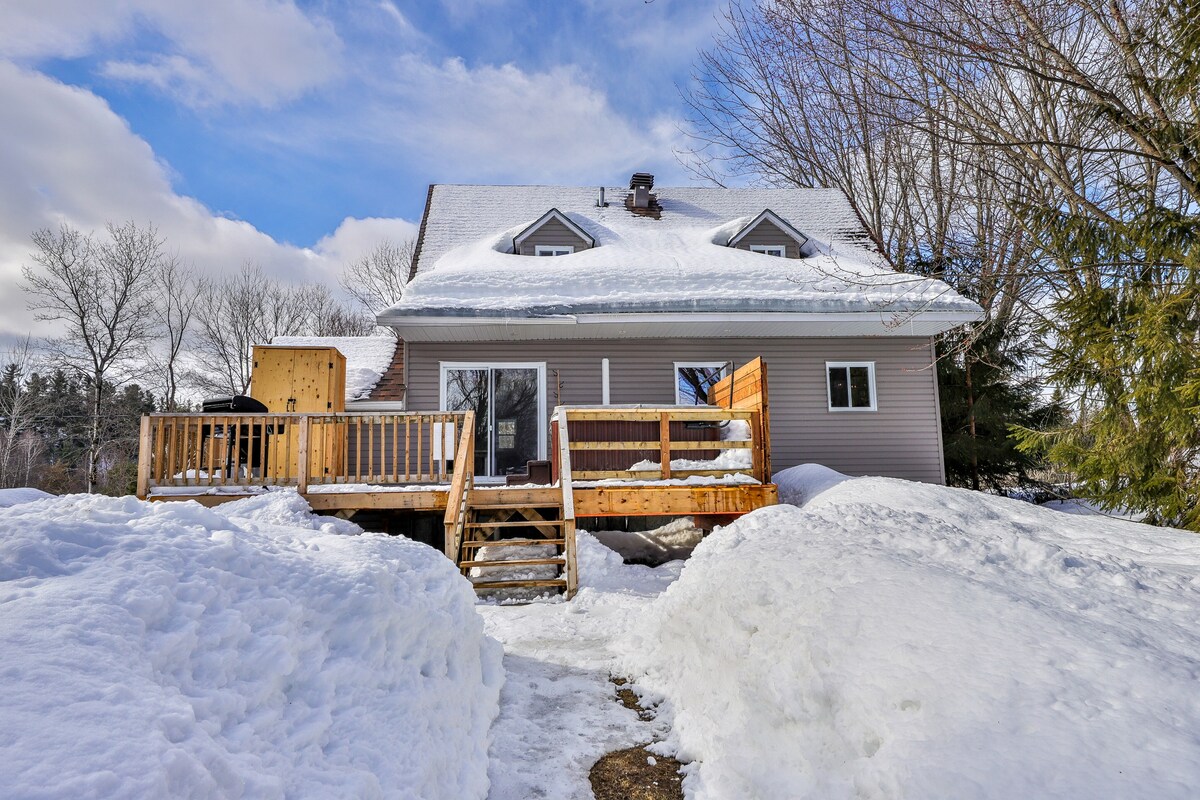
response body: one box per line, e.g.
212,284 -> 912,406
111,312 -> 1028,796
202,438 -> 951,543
442,414 -> 579,599
456,491 -> 576,595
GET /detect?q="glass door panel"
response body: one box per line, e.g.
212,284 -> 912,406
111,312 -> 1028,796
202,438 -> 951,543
444,368 -> 489,476
492,368 -> 540,475
443,365 -> 544,478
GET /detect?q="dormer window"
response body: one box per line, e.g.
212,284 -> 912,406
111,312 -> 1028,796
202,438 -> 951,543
513,208 -> 596,256
727,209 -> 810,258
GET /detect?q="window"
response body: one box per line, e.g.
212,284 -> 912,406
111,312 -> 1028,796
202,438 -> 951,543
826,362 -> 876,411
534,245 -> 574,256
675,362 -> 729,405
749,244 -> 786,257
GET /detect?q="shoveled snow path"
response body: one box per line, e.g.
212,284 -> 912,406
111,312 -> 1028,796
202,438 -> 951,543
478,533 -> 680,799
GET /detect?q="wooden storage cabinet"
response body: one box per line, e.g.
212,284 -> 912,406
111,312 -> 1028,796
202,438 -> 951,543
251,346 -> 347,481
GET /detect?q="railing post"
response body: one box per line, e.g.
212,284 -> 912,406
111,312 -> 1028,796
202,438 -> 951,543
136,415 -> 152,499
556,410 -> 578,598
659,411 -> 672,480
750,410 -> 763,483
444,411 -> 475,560
297,415 -> 310,494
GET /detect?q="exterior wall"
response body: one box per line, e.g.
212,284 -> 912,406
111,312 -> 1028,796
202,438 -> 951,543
404,337 -> 946,484
732,218 -> 802,258
366,338 -> 407,401
518,217 -> 591,255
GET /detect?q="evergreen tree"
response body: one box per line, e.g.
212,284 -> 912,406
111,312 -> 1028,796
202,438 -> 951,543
1011,0 -> 1200,529
938,326 -> 1065,491
1014,212 -> 1200,528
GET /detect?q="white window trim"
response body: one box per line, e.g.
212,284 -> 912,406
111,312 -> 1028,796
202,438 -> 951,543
534,244 -> 574,256
749,244 -> 787,257
825,361 -> 877,412
438,361 -> 548,480
673,361 -> 729,405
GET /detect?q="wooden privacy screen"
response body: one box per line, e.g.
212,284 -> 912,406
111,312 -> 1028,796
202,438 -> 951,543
707,357 -> 771,480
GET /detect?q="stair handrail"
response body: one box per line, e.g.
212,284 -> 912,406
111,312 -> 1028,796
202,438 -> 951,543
443,411 -> 476,559
555,407 -> 579,598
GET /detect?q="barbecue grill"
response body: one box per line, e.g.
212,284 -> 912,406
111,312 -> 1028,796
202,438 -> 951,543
200,395 -> 274,477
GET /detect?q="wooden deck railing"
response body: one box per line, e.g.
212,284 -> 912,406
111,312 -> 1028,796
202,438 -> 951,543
137,411 -> 473,497
551,406 -> 765,484
443,412 -> 475,559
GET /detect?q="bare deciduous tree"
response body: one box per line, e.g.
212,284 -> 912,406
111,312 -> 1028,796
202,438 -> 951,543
339,239 -> 413,333
0,336 -> 39,488
21,222 -> 162,491
188,263 -> 371,395
301,284 -> 375,337
154,257 -> 199,411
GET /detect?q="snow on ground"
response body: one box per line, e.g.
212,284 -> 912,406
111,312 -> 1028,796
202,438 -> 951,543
0,487 -> 52,508
1041,497 -> 1146,521
271,336 -> 397,401
479,532 -> 682,799
0,491 -> 501,799
621,465 -> 1200,799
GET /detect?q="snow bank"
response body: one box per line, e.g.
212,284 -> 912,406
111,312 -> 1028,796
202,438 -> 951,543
0,491 -> 502,799
271,336 -> 397,401
0,487 -> 52,508
623,469 -> 1200,799
773,462 -> 850,505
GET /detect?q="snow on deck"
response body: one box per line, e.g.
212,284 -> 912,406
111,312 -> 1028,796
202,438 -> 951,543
387,185 -> 981,317
271,335 -> 397,401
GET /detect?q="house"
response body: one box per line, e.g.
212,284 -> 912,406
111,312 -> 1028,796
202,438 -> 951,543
136,174 -> 981,596
373,174 -> 982,485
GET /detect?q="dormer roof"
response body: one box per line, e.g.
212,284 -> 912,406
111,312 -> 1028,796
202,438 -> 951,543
512,208 -> 595,253
726,209 -> 810,252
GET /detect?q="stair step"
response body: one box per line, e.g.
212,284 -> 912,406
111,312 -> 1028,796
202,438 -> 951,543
471,579 -> 566,590
459,558 -> 565,569
461,538 -> 565,549
469,502 -> 564,510
467,519 -> 565,529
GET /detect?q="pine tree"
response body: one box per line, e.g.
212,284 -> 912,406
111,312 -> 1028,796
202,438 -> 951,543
1013,212 -> 1200,528
938,327 -> 1065,491
1010,0 -> 1200,529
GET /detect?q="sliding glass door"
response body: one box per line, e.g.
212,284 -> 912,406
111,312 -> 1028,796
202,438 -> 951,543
441,363 -> 545,479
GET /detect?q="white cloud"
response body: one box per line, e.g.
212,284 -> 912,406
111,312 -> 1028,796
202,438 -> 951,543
312,217 -> 420,267
1,0 -> 342,107
352,56 -> 687,183
0,62 -> 413,345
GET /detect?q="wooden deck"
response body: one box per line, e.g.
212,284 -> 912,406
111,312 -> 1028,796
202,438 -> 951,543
157,483 -> 778,516
137,359 -> 777,597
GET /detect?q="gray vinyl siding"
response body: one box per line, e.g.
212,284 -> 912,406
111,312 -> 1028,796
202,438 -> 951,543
518,217 -> 591,255
732,219 -> 802,258
405,337 -> 946,484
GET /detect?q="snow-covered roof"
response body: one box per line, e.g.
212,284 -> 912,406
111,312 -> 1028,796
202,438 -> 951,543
380,185 -> 982,332
270,336 -> 397,401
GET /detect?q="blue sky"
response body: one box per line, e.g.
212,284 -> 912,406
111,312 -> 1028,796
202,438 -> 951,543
0,0 -> 728,342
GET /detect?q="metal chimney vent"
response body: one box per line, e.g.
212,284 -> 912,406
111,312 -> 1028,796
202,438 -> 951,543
629,172 -> 655,190
624,172 -> 662,218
